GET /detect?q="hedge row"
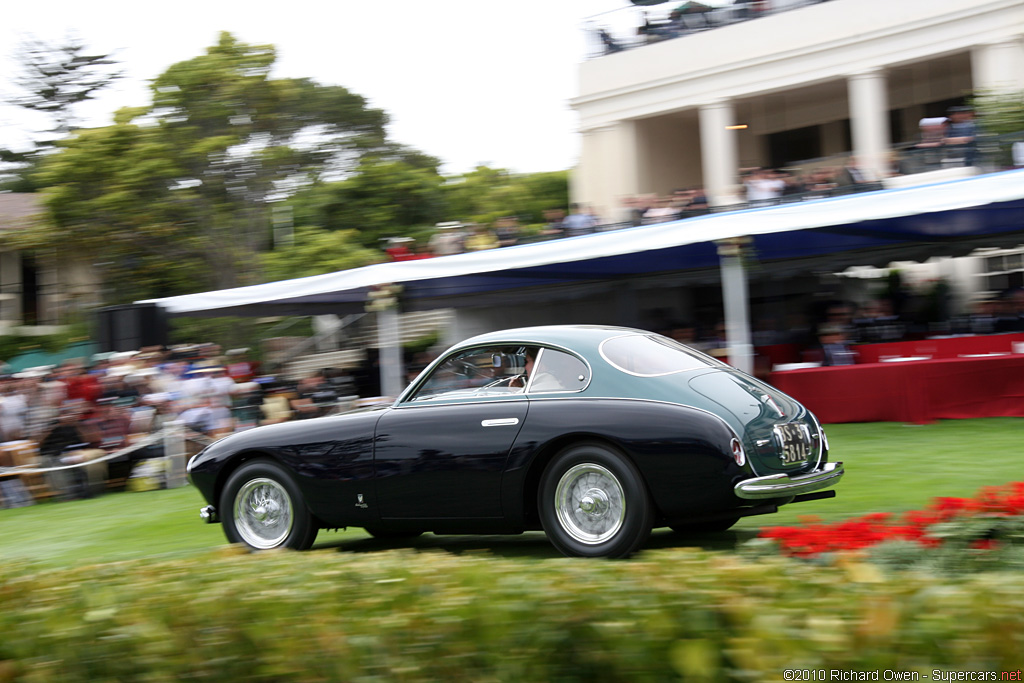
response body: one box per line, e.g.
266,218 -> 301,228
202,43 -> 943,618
2,547 -> 1023,681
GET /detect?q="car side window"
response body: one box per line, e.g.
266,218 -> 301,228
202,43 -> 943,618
408,346 -> 532,402
529,348 -> 590,393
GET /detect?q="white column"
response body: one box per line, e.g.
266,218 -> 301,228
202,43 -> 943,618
847,69 -> 890,180
574,122 -> 642,224
972,38 -> 1024,93
612,120 -> 642,207
699,101 -> 740,207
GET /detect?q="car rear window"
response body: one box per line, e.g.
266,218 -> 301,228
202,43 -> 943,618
529,348 -> 590,393
600,334 -> 721,377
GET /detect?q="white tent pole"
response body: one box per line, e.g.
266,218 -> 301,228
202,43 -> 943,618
378,308 -> 403,398
718,239 -> 753,375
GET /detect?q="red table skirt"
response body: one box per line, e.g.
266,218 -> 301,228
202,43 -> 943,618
768,354 -> 1024,424
854,333 -> 1024,363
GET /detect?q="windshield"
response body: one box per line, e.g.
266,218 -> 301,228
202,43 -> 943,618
600,334 -> 721,377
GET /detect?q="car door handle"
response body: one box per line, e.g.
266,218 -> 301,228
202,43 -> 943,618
481,418 -> 520,427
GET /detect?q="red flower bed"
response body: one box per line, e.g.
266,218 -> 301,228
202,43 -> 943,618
759,482 -> 1024,557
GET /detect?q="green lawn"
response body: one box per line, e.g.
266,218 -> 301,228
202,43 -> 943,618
1,417 -> 1020,568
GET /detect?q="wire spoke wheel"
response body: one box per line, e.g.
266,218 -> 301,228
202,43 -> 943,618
234,477 -> 295,549
540,442 -> 652,558
554,463 -> 625,544
220,459 -> 317,551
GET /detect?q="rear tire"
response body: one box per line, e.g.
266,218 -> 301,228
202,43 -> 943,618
220,459 -> 318,551
539,442 -> 652,558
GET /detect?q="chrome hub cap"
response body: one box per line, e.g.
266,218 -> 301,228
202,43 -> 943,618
554,463 -> 625,545
234,478 -> 294,549
579,488 -> 609,515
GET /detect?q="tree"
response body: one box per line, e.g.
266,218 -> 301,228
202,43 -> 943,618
24,110 -> 208,300
29,32 -> 391,302
442,166 -> 569,226
516,170 -> 571,224
1,35 -> 123,191
145,32 -> 389,290
261,225 -> 383,281
973,90 -> 1024,168
288,155 -> 448,249
9,35 -> 124,140
973,90 -> 1024,135
283,163 -> 570,255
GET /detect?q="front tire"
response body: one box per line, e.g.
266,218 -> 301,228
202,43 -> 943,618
539,442 -> 652,558
220,459 -> 317,551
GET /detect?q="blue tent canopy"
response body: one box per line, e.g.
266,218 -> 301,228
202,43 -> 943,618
140,169 -> 1024,317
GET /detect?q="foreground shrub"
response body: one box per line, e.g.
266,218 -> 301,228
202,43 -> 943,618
2,547 -> 1024,681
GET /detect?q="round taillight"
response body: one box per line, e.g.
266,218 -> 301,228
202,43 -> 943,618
730,437 -> 745,466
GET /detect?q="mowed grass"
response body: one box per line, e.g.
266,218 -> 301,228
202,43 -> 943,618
0,417 -> 1020,568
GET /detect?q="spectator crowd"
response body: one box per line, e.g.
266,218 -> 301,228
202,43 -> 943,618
0,344 -> 364,508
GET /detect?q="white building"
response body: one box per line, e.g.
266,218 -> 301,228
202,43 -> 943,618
571,0 -> 1024,219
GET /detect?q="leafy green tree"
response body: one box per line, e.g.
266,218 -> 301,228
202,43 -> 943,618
973,90 -> 1024,135
285,161 -> 568,253
288,155 -> 448,249
972,90 -> 1024,168
442,165 -> 512,225
261,225 -> 383,281
442,166 -> 568,227
28,32 -> 391,302
25,111 -> 207,300
146,32 -> 388,289
516,170 -> 571,224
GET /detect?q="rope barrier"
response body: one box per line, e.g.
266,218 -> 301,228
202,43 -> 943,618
0,430 -> 172,476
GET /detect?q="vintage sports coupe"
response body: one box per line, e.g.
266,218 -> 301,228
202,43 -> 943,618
188,325 -> 843,558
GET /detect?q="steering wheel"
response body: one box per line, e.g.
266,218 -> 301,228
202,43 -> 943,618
472,375 -> 524,394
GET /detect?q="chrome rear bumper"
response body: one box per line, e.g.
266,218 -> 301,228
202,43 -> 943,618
734,462 -> 844,500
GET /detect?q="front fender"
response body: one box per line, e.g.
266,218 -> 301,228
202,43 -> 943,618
187,409 -> 386,527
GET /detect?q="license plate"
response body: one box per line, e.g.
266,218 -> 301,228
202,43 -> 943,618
774,423 -> 810,465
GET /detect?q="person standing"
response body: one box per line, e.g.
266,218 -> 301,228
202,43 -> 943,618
817,324 -> 857,366
0,376 -> 28,441
562,203 -> 598,237
944,105 -> 978,166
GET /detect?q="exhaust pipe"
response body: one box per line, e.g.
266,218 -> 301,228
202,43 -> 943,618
199,505 -> 219,523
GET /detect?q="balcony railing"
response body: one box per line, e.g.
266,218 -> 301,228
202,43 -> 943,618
584,0 -> 835,59
577,129 -> 1024,231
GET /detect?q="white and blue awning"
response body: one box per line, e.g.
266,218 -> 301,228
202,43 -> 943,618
139,168 -> 1024,317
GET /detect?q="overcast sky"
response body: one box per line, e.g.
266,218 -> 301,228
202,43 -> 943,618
0,0 -> 662,175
